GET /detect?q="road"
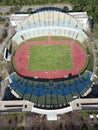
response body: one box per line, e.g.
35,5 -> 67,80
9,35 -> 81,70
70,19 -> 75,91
0,25 -> 15,55
0,24 -> 15,100
88,32 -> 98,83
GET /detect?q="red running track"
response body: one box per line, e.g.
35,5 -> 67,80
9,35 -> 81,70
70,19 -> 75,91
14,37 -> 87,79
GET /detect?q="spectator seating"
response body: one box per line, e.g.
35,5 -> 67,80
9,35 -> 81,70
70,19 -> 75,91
10,71 -> 92,109
16,10 -> 82,32
12,27 -> 87,45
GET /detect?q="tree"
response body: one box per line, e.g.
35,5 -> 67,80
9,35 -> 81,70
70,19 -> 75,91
81,123 -> 88,130
63,6 -> 69,12
26,8 -> 32,14
2,29 -> 7,39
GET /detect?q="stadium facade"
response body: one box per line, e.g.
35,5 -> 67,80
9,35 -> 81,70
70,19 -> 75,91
3,7 -> 94,120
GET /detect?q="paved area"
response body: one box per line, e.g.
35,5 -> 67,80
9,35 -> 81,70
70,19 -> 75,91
86,32 -> 98,83
0,24 -> 15,55
0,6 -> 14,14
0,25 -> 4,39
20,4 -> 72,12
0,79 -> 9,100
0,23 -> 15,100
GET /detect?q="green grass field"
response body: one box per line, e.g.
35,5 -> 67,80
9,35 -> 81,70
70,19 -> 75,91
29,44 -> 73,71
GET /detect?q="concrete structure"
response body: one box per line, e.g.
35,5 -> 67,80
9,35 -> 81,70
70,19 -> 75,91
1,98 -> 98,120
70,98 -> 98,110
10,14 -> 29,26
10,12 -> 90,31
68,12 -> 90,31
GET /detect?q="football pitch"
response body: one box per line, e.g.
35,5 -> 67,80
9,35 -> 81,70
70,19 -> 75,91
28,44 -> 73,71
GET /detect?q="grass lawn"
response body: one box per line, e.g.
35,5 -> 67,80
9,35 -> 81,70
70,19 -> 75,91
28,44 -> 73,70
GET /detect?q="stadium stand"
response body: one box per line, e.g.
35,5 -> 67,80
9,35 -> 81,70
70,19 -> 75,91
8,7 -> 93,114
15,10 -> 83,32
12,27 -> 87,44
9,71 -> 92,109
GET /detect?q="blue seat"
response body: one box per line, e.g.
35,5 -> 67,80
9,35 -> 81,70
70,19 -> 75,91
63,87 -> 71,95
17,85 -> 26,94
25,87 -> 33,94
69,85 -> 77,93
33,88 -> 40,96
39,89 -> 46,96
57,89 -> 64,96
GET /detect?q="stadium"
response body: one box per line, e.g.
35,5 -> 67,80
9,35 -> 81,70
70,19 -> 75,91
4,7 -> 94,120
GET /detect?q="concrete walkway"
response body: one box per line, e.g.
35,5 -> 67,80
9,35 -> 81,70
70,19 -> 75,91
20,4 -> 73,12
